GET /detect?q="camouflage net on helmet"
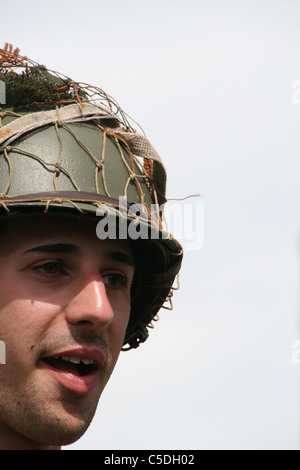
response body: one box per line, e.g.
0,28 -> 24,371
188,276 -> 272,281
0,43 -> 183,350
0,43 -> 162,192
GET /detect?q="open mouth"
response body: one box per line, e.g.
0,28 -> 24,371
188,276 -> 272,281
40,348 -> 105,393
43,356 -> 98,377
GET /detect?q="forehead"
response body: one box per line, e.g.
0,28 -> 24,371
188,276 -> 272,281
0,214 -> 130,255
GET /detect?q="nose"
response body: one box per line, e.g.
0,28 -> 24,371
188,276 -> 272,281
65,272 -> 114,332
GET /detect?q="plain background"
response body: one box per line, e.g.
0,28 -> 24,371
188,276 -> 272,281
1,0 -> 300,450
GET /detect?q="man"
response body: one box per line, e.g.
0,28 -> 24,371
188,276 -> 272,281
0,44 -> 182,449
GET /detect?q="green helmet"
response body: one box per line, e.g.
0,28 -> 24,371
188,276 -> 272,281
0,44 -> 183,350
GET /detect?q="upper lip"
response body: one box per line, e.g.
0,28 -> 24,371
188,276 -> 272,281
42,347 -> 106,368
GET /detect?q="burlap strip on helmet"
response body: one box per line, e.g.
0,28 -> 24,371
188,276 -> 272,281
0,103 -> 165,177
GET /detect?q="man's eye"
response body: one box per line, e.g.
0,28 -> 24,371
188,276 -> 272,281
32,262 -> 63,278
103,273 -> 128,289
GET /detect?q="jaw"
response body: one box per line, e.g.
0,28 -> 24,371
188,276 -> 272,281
0,357 -> 104,448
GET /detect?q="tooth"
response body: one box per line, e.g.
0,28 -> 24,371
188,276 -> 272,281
69,358 -> 81,364
61,356 -> 70,362
61,356 -> 81,364
54,356 -> 93,365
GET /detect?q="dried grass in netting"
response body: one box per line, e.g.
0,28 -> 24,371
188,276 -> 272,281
0,42 -> 138,132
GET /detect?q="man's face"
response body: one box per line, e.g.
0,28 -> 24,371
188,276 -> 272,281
0,214 -> 135,449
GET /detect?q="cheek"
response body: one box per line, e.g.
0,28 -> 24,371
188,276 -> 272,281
0,298 -> 59,363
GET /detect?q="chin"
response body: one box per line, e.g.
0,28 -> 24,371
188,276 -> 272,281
21,403 -> 97,448
32,419 -> 91,448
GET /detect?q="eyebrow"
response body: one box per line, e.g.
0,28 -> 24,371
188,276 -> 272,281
24,243 -> 79,255
24,243 -> 135,268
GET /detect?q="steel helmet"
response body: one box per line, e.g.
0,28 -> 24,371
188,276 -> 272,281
0,44 -> 183,349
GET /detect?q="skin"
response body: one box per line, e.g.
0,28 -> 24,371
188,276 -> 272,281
0,214 -> 135,450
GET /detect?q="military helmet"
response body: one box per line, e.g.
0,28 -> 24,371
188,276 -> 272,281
0,43 -> 183,350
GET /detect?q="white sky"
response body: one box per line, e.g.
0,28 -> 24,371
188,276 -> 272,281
1,0 -> 300,450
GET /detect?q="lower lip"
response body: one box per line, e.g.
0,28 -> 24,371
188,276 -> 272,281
40,361 -> 99,394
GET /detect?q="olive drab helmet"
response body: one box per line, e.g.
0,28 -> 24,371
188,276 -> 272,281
0,43 -> 183,350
